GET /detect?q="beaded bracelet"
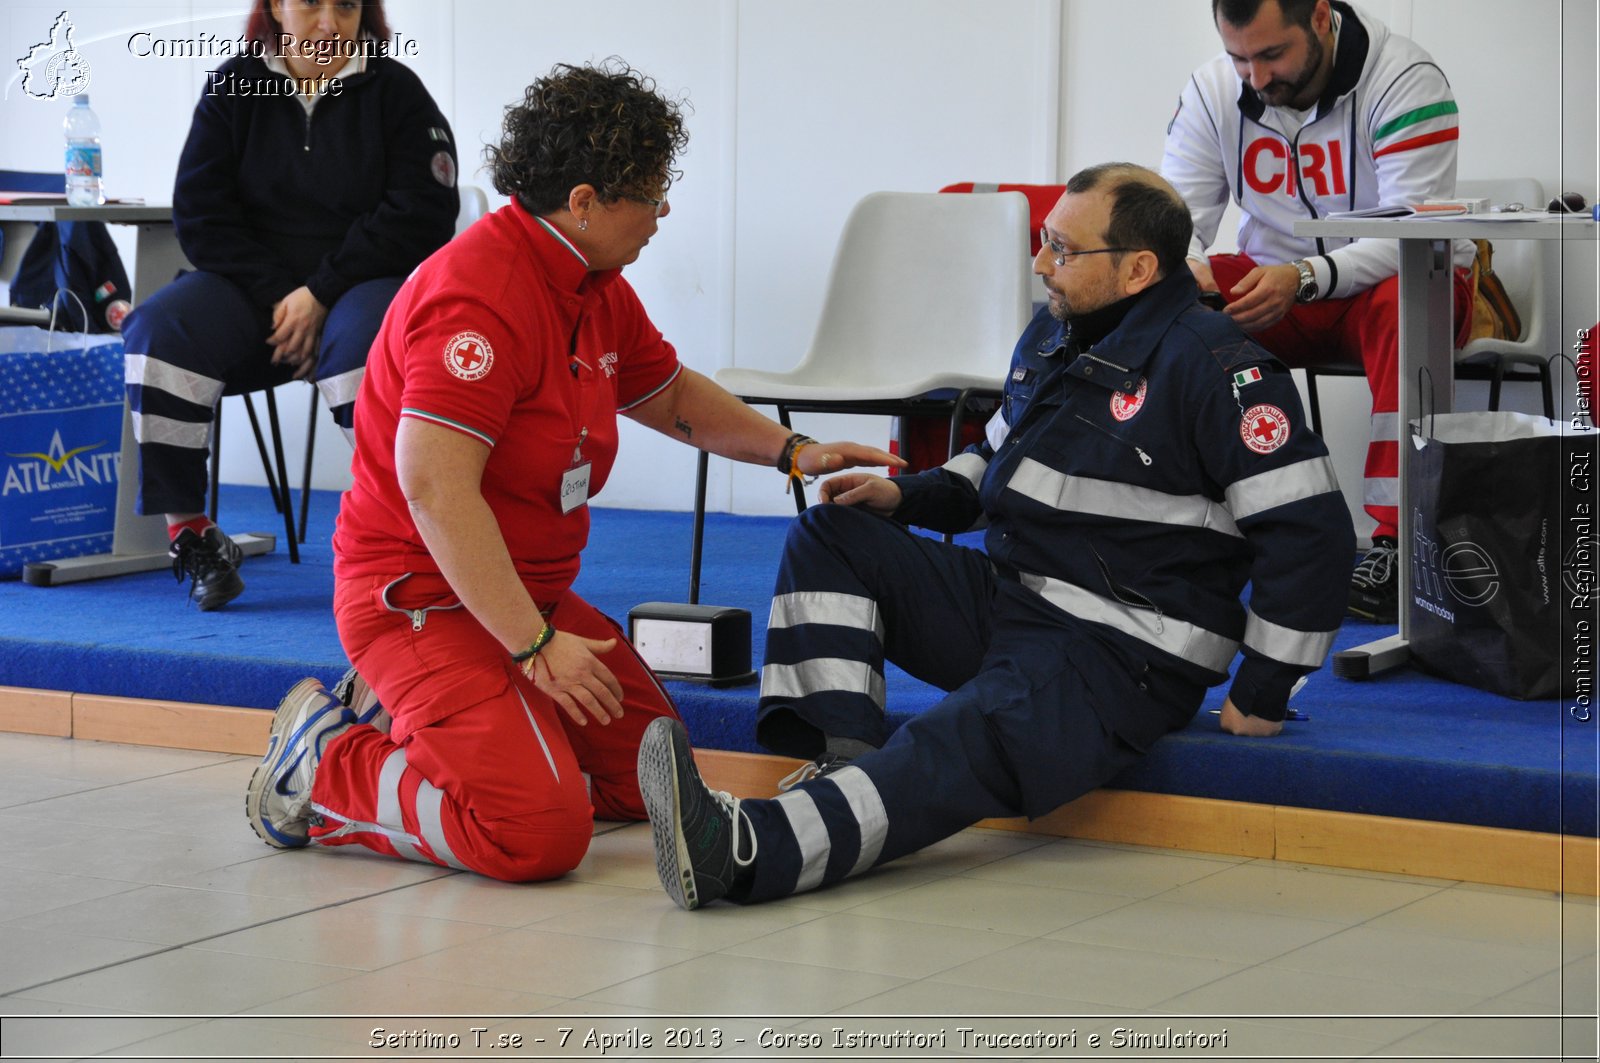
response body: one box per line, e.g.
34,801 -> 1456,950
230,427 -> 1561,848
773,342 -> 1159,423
774,432 -> 816,475
511,622 -> 556,663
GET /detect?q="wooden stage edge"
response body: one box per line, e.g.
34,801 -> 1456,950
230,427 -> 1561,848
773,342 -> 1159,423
5,684 -> 1596,897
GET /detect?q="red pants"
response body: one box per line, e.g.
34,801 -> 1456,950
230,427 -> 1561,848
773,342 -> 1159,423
1208,254 -> 1473,540
311,572 -> 681,882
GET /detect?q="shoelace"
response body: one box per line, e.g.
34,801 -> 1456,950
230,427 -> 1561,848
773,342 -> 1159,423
711,789 -> 758,868
171,539 -> 230,602
777,753 -> 852,792
1352,541 -> 1396,589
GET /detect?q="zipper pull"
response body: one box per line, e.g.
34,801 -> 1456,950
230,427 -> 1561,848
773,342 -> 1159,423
1134,445 -> 1152,466
411,609 -> 424,632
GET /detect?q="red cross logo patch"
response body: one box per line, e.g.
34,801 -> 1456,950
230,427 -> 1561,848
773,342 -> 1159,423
1241,403 -> 1291,454
1110,377 -> 1148,422
444,331 -> 494,382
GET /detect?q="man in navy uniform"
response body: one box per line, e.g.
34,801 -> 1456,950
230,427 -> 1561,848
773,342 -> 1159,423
640,163 -> 1354,909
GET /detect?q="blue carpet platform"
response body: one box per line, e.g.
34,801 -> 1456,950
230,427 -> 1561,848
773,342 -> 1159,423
1,485 -> 1594,838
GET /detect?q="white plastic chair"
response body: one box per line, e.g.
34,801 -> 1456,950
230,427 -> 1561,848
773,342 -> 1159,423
688,189 -> 1032,599
1452,177 -> 1556,416
456,183 -> 489,234
1304,176 -> 1557,435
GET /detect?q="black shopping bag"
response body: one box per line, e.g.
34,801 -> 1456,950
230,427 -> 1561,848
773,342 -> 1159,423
1406,411 -> 1600,699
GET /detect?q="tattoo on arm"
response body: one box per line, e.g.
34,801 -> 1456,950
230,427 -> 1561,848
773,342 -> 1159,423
674,416 -> 693,441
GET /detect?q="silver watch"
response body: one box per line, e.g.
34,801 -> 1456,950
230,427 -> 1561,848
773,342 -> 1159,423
1291,259 -> 1319,303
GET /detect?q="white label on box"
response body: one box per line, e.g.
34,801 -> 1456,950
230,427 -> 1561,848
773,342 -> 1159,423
632,617 -> 713,675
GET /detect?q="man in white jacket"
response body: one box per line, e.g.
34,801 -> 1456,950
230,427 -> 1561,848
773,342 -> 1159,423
1161,0 -> 1474,623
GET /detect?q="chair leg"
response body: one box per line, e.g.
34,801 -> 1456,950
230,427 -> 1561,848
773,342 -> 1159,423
263,390 -> 300,564
299,387 -> 319,544
779,406 -> 807,512
689,449 -> 709,605
241,393 -> 283,515
208,400 -> 222,524
1305,368 -> 1324,439
1488,357 -> 1505,412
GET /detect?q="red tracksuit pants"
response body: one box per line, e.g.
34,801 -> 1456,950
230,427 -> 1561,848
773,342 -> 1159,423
1207,254 -> 1472,541
310,572 -> 681,882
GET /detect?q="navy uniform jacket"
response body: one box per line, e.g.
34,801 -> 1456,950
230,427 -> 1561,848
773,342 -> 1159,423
895,269 -> 1354,747
173,55 -> 459,313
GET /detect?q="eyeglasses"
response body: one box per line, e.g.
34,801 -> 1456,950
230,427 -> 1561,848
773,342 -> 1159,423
1039,227 -> 1134,267
629,193 -> 669,217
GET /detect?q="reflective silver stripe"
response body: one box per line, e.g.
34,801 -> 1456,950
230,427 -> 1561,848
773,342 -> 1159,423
768,592 -> 882,637
1364,476 -> 1399,507
307,803 -> 424,849
1226,457 -> 1342,522
761,658 -> 886,709
514,685 -> 561,781
830,766 -> 887,878
125,353 -> 225,407
1020,572 -> 1239,674
413,780 -> 469,871
376,748 -> 426,863
1008,459 -> 1240,536
317,365 -> 363,410
1243,609 -> 1338,669
1370,411 -> 1400,438
130,411 -> 211,450
944,451 -> 988,490
984,407 -> 1009,452
972,182 -> 1000,193
773,788 -> 830,893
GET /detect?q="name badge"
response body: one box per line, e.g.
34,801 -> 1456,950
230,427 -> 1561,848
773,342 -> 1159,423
560,461 -> 592,514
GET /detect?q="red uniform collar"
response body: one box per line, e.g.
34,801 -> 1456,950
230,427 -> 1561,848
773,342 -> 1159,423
513,202 -> 622,296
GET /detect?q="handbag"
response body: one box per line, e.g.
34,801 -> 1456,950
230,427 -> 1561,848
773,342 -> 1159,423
0,322 -> 127,578
1406,410 -> 1598,699
1466,239 -> 1522,344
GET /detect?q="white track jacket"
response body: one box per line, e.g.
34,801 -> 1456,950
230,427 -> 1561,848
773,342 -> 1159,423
1161,1 -> 1473,299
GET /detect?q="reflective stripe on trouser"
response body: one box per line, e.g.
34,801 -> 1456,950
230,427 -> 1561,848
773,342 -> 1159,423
756,504 -> 995,757
122,271 -> 402,514
317,575 -> 682,882
1204,254 -> 1473,540
737,594 -> 1158,904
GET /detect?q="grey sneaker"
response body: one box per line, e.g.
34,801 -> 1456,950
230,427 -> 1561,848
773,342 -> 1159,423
331,665 -> 390,734
245,678 -> 353,848
638,717 -> 756,910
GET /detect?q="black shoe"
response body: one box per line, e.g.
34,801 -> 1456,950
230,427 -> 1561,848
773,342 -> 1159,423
170,526 -> 245,611
638,717 -> 755,910
1348,535 -> 1398,622
777,751 -> 854,791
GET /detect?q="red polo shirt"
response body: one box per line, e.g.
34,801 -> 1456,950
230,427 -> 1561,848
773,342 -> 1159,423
333,202 -> 681,598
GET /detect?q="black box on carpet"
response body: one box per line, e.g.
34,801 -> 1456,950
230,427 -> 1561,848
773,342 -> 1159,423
628,602 -> 756,686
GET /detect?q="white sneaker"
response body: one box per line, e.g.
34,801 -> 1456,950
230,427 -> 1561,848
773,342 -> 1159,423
245,678 -> 353,848
332,665 -> 390,734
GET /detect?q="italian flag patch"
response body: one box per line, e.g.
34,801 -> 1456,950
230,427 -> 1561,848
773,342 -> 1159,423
1233,368 -> 1263,388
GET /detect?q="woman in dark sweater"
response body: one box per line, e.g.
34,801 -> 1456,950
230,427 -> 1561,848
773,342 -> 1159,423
124,0 -> 458,610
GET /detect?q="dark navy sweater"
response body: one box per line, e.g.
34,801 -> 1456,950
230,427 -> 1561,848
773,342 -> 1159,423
173,55 -> 458,312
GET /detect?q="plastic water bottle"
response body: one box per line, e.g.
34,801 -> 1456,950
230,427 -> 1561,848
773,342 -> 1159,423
64,94 -> 104,206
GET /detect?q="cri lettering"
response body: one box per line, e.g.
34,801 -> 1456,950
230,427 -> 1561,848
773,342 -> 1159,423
1244,137 -> 1347,197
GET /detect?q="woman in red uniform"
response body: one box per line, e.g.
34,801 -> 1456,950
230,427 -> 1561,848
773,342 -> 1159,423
245,60 -> 901,881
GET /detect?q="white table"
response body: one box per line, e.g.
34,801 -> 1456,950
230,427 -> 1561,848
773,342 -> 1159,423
1293,212 -> 1596,677
0,203 -> 274,584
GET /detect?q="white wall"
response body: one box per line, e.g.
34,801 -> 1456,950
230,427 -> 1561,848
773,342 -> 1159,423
2,0 -> 1595,534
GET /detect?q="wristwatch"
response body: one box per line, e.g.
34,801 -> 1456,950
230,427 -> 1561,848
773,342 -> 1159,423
1291,259 -> 1319,303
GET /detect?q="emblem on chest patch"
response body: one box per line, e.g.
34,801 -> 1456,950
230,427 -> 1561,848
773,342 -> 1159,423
444,331 -> 494,382
1110,377 -> 1148,421
1241,403 -> 1291,454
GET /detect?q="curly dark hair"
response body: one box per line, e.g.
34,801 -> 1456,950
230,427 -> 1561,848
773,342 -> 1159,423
487,59 -> 689,216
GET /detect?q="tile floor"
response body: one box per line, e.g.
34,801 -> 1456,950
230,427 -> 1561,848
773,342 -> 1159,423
0,731 -> 1595,1062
